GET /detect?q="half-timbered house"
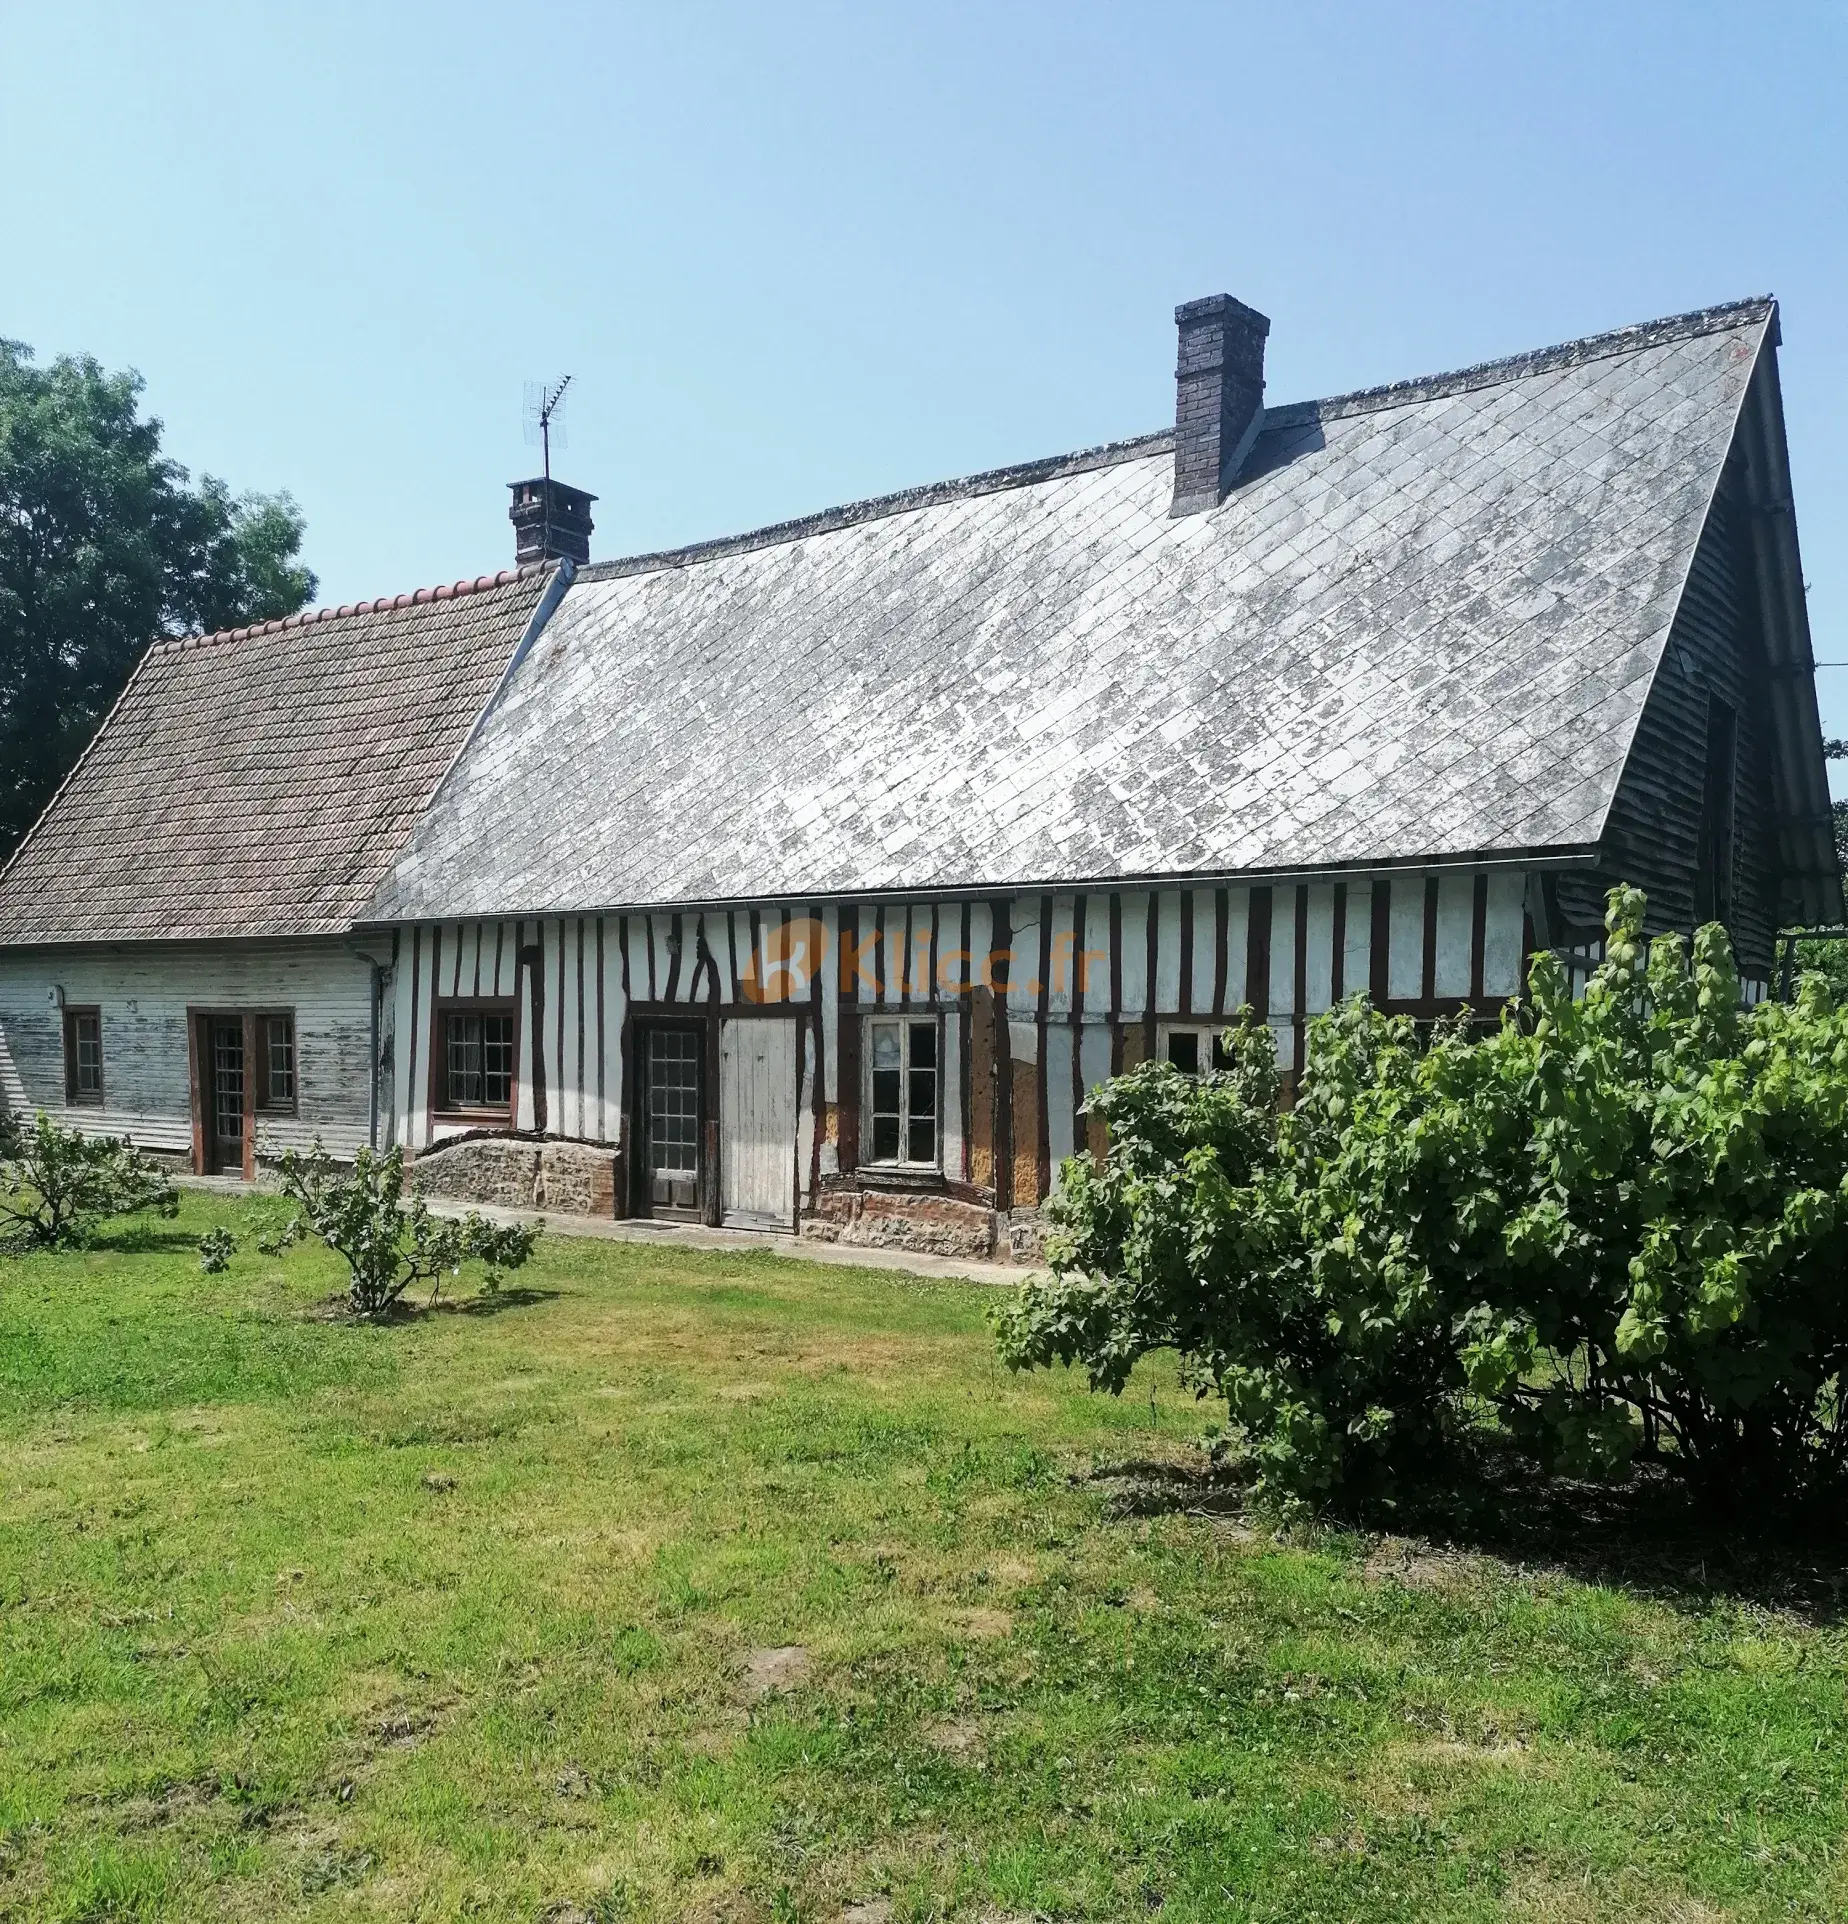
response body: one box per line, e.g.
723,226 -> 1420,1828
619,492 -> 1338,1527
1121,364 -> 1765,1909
0,292 -> 1836,1257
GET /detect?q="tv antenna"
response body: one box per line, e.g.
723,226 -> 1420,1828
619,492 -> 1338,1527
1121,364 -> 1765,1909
523,375 -> 572,483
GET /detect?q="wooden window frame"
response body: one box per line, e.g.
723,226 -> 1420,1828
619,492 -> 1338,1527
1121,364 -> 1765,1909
1156,1021 -> 1232,1078
62,1005 -> 104,1106
862,1012 -> 943,1171
254,1010 -> 298,1116
430,997 -> 521,1125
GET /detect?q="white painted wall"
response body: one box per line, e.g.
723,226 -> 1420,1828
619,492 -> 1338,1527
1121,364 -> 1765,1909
0,940 -> 377,1161
377,870 -> 1537,1209
0,870 -> 1536,1202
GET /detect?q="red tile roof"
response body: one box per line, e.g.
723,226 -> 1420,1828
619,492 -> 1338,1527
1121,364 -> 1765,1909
159,568 -> 531,654
0,566 -> 555,944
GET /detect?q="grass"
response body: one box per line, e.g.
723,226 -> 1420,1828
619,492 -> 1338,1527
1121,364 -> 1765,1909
2,1194 -> 1846,1922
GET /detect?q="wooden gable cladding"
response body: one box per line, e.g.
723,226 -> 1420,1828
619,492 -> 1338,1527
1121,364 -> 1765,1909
384,870 -> 1529,1228
1596,450 -> 1795,976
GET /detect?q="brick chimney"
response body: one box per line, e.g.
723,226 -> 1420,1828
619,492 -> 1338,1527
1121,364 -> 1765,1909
1170,294 -> 1271,515
508,477 -> 597,566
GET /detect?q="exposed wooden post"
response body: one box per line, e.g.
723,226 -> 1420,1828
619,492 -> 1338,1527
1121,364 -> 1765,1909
240,1012 -> 258,1180
186,1011 -> 207,1177
520,943 -> 547,1133
701,1118 -> 721,1226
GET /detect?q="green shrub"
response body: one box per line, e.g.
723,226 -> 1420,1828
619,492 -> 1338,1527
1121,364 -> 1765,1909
197,1225 -> 237,1273
268,1143 -> 539,1318
0,1110 -> 178,1252
995,886 -> 1848,1524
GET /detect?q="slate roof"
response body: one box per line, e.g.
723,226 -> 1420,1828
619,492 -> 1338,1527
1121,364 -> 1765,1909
367,298 -> 1779,922
0,568 -> 557,944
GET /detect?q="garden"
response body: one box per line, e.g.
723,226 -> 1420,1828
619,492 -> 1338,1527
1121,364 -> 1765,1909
2,890 -> 1848,1922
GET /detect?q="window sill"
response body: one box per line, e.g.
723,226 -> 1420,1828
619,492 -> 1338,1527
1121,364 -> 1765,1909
431,1109 -> 515,1128
856,1165 -> 947,1193
66,1095 -> 105,1108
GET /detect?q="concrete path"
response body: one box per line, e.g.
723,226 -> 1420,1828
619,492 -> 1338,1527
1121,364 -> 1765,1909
429,1198 -> 1031,1287
175,1173 -> 1030,1287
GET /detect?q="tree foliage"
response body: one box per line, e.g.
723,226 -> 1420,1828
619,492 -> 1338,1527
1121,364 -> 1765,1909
996,887 -> 1848,1524
0,1109 -> 178,1251
266,1144 -> 539,1318
0,340 -> 316,858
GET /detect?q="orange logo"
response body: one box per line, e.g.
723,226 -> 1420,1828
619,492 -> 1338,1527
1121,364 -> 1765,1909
738,916 -> 828,1003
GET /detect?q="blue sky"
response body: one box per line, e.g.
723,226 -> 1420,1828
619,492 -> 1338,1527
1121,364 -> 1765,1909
4,2 -> 1844,752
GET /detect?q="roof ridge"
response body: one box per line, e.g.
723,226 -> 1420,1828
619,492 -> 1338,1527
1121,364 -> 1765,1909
575,296 -> 1774,582
153,562 -> 549,656
1272,294 -> 1776,429
578,430 -> 1175,582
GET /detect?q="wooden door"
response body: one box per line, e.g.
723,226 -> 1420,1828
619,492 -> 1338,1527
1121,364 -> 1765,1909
719,1018 -> 798,1231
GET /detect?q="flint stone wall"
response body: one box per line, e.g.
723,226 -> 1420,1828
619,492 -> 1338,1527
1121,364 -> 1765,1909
802,1185 -> 1001,1260
409,1134 -> 616,1216
1004,1207 -> 1046,1264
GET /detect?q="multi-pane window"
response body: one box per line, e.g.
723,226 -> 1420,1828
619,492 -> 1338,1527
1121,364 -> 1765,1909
1159,1024 -> 1232,1077
258,1015 -> 296,1112
443,1009 -> 515,1111
63,1008 -> 103,1105
867,1017 -> 938,1166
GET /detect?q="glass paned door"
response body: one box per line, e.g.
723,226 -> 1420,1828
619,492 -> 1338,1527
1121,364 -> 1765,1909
211,1018 -> 245,1172
645,1027 -> 701,1214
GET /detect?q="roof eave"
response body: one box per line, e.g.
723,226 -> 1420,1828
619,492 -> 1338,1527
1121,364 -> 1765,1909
354,840 -> 1606,932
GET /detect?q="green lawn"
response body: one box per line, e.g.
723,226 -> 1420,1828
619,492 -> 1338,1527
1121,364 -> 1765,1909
2,1194 -> 1845,1923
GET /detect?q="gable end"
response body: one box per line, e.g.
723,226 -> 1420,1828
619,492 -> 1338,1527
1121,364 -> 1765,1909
1595,331 -> 1840,966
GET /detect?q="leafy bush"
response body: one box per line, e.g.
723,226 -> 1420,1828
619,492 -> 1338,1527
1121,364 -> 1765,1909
0,1110 -> 178,1252
995,887 -> 1848,1524
197,1225 -> 237,1273
1784,933 -> 1848,1002
267,1144 -> 539,1318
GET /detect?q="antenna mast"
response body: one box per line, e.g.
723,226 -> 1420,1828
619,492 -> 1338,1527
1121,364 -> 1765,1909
524,374 -> 574,485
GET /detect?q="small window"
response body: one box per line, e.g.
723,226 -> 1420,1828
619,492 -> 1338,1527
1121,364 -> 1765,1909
441,1007 -> 516,1113
63,1007 -> 103,1105
257,1014 -> 296,1113
1158,1023 -> 1232,1077
866,1016 -> 939,1166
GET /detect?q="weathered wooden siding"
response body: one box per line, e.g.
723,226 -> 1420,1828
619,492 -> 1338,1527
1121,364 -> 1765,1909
389,870 -> 1530,1219
1593,470 -> 1782,977
0,941 -> 376,1159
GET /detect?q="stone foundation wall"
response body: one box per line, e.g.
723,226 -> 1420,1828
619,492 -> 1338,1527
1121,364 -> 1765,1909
408,1134 -> 617,1216
802,1184 -> 1003,1260
1003,1207 -> 1046,1264
403,1133 -> 1044,1262
803,1184 -> 1051,1264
